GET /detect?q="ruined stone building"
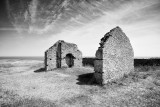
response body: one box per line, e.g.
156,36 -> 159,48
45,40 -> 82,71
94,26 -> 134,84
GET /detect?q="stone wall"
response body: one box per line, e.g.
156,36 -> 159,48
61,41 -> 82,68
45,43 -> 57,71
94,26 -> 134,84
45,40 -> 82,71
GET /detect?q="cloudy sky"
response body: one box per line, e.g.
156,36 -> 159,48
0,0 -> 160,57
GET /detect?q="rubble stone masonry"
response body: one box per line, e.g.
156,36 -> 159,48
94,27 -> 134,84
45,40 -> 82,71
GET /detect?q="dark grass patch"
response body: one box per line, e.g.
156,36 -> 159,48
1,98 -> 57,107
135,65 -> 160,72
60,95 -> 94,107
82,57 -> 95,67
142,90 -> 160,107
82,57 -> 160,68
134,58 -> 160,67
0,89 -> 57,107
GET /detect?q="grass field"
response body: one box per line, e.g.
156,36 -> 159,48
0,58 -> 160,107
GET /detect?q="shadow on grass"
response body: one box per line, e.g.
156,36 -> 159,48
34,68 -> 46,73
76,73 -> 98,85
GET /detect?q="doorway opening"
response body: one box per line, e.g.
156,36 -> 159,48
65,53 -> 75,67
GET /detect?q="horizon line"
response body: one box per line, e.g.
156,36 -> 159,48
0,56 -> 160,59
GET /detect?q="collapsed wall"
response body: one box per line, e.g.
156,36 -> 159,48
94,26 -> 134,84
45,40 -> 82,71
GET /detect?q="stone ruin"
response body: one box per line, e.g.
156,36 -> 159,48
44,27 -> 134,85
94,26 -> 134,84
45,40 -> 82,71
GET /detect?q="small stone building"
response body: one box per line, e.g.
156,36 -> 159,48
94,26 -> 134,84
45,40 -> 82,71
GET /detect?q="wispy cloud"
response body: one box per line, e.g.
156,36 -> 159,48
2,0 -> 160,57
45,0 -> 160,56
5,0 -> 160,36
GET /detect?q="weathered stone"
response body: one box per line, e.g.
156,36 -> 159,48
45,40 -> 82,71
94,26 -> 134,84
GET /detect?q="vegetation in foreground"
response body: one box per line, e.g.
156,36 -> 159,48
0,58 -> 160,107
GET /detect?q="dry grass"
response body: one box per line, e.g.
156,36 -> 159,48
0,89 -> 57,107
0,59 -> 160,107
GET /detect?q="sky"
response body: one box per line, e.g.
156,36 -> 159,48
0,0 -> 160,57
